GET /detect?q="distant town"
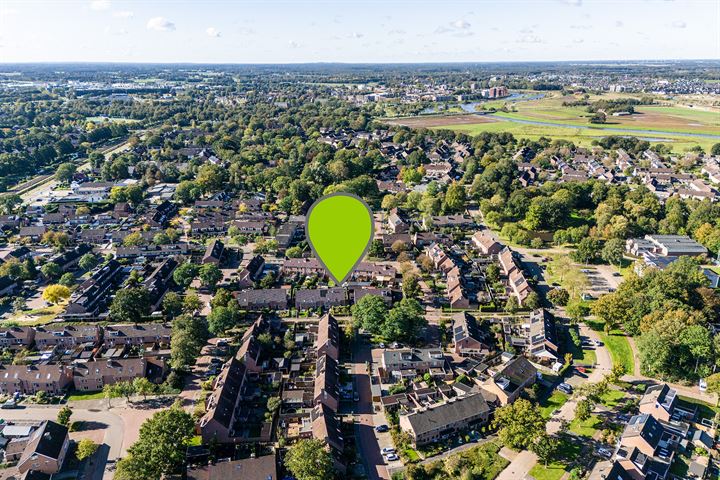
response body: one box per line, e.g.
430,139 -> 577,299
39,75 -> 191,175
0,60 -> 718,480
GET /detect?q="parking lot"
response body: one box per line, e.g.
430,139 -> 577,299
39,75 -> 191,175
582,264 -> 623,298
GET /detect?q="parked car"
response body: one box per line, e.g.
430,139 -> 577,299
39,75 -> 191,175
700,378 -> 707,392
382,447 -> 396,454
2,399 -> 18,409
597,448 -> 612,458
594,340 -> 604,347
385,454 -> 399,461
375,424 -> 389,433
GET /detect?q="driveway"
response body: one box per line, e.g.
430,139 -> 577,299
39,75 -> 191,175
546,322 -> 613,435
0,397 -> 169,479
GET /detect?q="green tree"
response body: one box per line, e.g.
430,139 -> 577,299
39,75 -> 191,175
530,433 -> 559,467
575,399 -> 593,421
162,292 -> 183,319
369,239 -> 385,258
56,162 -> 76,183
402,272 -> 421,299
79,253 -> 99,271
133,377 -> 155,401
547,288 -> 569,306
170,314 -> 209,370
41,262 -> 61,280
493,398 -> 546,449
284,439 -> 334,480
351,294 -> 389,334
443,181 -> 467,213
115,403 -> 195,480
122,232 -> 144,247
199,263 -> 222,290
173,263 -> 198,289
601,238 -> 625,266
76,439 -> 99,461
57,405 -> 73,426
110,287 -> 151,323
572,237 -> 601,264
207,306 -> 237,335
59,272 -> 75,287
382,298 -> 427,344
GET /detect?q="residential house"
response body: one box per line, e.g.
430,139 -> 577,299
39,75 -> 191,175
315,314 -> 340,362
237,255 -> 265,289
282,258 -> 325,278
0,365 -> 74,396
452,313 -> 491,357
72,358 -> 147,391
502,309 -> 559,363
0,327 -> 35,350
310,404 -> 345,474
186,454 -> 278,480
314,354 -> 340,412
639,384 -> 678,423
17,421 -> 69,475
103,323 -> 172,347
62,260 -> 124,320
381,348 -> 449,381
626,235 -> 708,258
295,288 -> 347,310
202,239 -> 225,265
470,232 -> 503,255
399,393 -> 490,446
199,357 -> 249,444
34,325 -> 101,350
235,288 -> 288,310
482,356 -> 537,405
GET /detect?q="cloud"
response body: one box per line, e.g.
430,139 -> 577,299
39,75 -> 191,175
520,27 -> 534,34
388,29 -> 405,35
671,20 -> 686,28
435,19 -> 471,34
614,20 -> 624,27
113,10 -> 133,18
452,19 -> 471,29
572,38 -> 584,43
570,24 -> 591,30
147,17 -> 175,32
350,32 -> 364,39
104,26 -> 128,36
206,27 -> 221,38
563,0 -> 582,5
517,35 -> 543,43
90,0 -> 111,11
288,40 -> 300,48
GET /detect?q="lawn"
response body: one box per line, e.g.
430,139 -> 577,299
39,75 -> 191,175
529,438 -> 582,480
588,321 -> 635,375
569,415 -> 602,437
598,389 -> 626,408
404,448 -> 421,462
67,390 -> 106,401
539,391 -> 569,418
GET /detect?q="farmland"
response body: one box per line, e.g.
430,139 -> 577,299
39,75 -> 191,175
383,91 -> 720,153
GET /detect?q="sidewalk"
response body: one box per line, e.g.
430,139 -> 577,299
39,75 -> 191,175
496,450 -> 537,480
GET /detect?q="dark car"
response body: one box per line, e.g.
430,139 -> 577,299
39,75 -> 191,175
375,424 -> 389,433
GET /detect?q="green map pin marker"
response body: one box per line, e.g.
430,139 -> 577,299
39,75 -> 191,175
306,192 -> 374,284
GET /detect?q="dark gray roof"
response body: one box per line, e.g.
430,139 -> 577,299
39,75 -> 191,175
404,393 -> 489,436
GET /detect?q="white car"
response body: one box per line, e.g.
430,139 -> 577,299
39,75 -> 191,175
385,454 -> 399,461
597,448 -> 612,458
381,447 -> 396,454
700,379 -> 707,392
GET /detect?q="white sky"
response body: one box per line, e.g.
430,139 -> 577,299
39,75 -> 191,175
0,0 -> 718,63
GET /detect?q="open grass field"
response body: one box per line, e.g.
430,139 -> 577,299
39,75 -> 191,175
569,414 -> 602,437
539,390 -> 569,418
381,90 -> 720,153
588,321 -> 635,375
